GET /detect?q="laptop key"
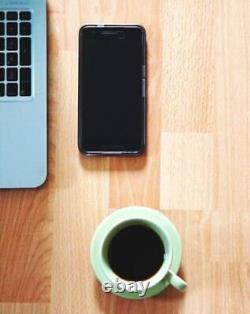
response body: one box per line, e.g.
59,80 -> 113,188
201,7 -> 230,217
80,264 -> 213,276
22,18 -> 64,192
20,68 -> 31,97
20,12 -> 31,20
7,37 -> 18,51
0,53 -> 4,65
7,68 -> 18,81
0,83 -> 4,97
20,37 -> 31,65
20,82 -> 31,97
7,53 -> 17,66
0,23 -> 4,35
0,68 -> 4,81
0,12 -> 4,20
7,12 -> 18,21
7,83 -> 18,96
20,22 -> 31,35
7,23 -> 18,36
0,38 -> 4,50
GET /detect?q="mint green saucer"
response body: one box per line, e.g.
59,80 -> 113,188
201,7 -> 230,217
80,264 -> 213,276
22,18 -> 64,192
90,206 -> 185,299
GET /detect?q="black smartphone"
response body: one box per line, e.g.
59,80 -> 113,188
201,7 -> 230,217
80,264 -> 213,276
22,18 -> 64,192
78,25 -> 146,156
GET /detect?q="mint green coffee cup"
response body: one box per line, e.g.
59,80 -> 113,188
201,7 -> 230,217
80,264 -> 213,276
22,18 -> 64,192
90,206 -> 187,299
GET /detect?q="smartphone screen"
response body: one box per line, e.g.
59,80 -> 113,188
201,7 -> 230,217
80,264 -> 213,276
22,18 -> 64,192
78,25 -> 146,155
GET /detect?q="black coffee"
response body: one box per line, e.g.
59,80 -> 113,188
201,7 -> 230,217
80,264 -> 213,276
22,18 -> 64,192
107,224 -> 165,281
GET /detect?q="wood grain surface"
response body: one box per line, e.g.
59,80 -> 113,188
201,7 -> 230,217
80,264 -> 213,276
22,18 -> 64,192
0,0 -> 250,313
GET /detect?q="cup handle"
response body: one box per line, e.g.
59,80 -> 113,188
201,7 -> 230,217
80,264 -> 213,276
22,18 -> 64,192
164,270 -> 187,292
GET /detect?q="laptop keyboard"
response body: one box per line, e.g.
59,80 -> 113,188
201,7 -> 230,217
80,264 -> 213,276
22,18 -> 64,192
0,11 -> 32,98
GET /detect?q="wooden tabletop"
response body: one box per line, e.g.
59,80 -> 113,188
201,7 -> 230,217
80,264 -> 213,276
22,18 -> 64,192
0,0 -> 250,313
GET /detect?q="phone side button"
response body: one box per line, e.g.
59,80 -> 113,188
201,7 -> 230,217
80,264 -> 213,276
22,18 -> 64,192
142,78 -> 146,98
